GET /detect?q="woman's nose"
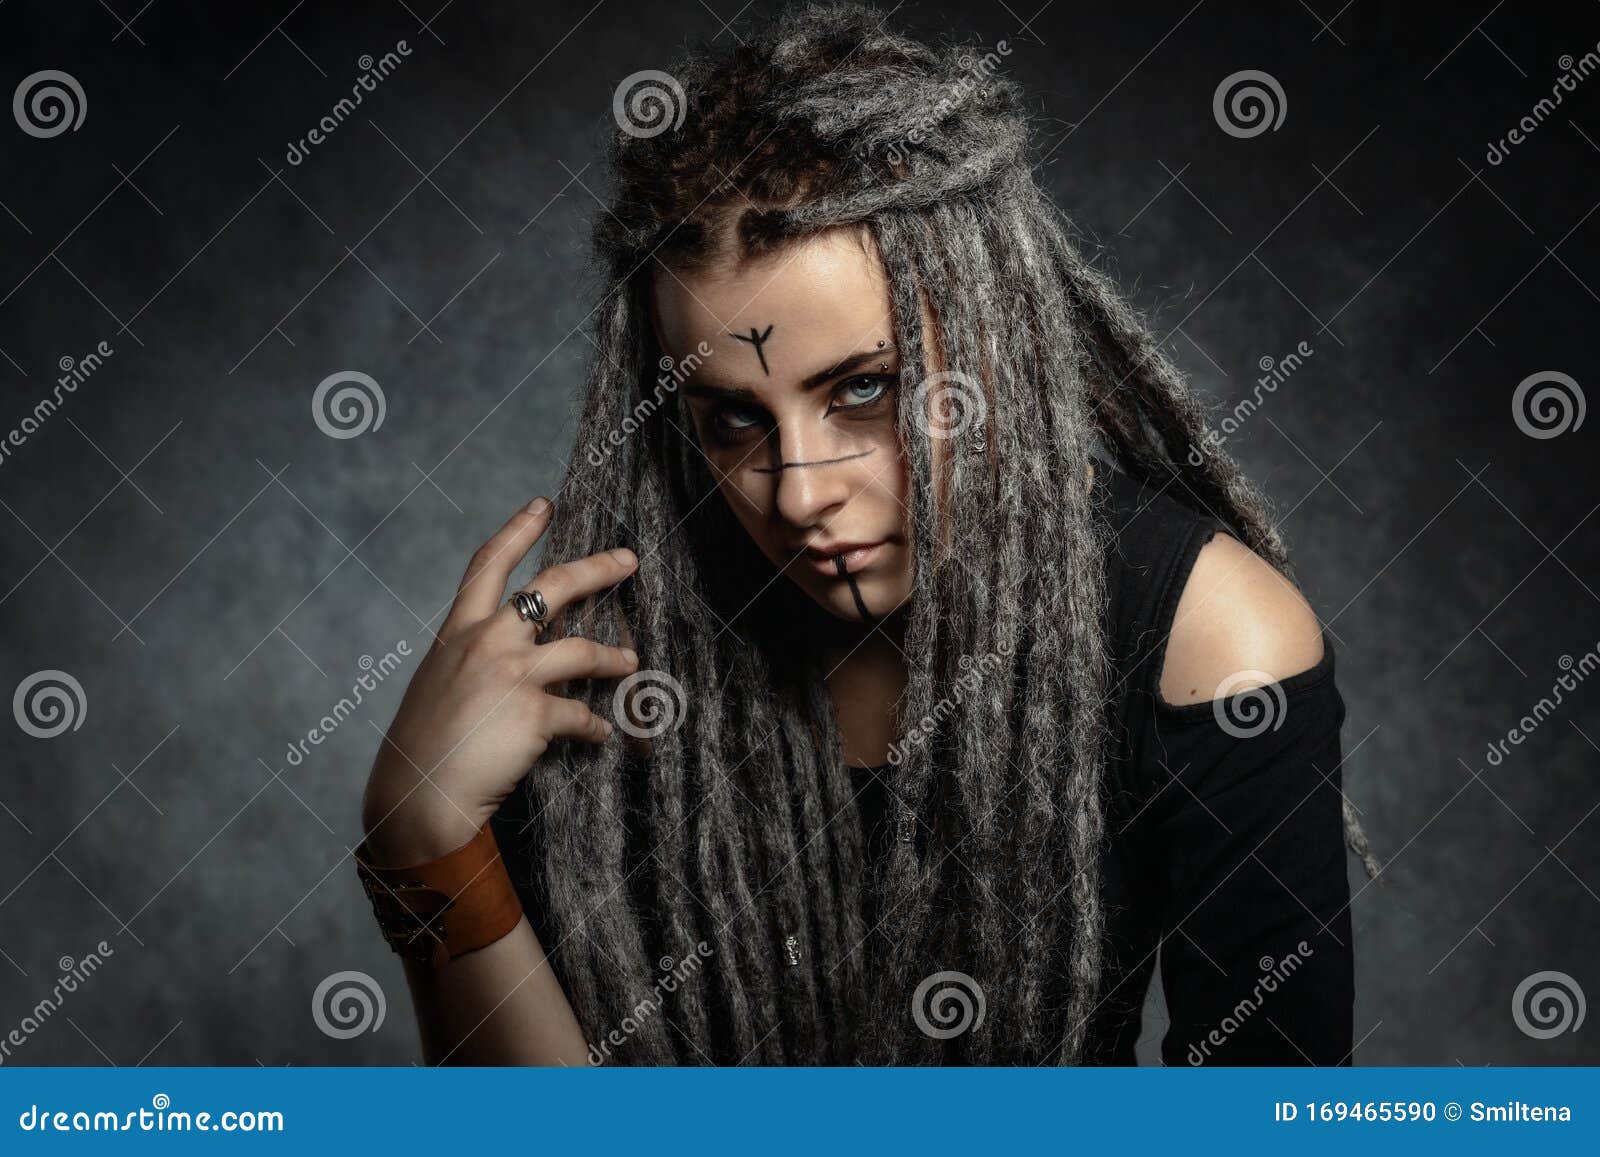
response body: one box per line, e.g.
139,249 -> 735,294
770,423 -> 861,528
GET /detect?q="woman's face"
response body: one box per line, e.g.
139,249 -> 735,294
650,227 -> 920,627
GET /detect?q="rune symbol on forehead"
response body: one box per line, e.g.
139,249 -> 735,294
729,323 -> 775,375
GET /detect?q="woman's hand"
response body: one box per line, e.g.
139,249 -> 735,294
360,497 -> 640,866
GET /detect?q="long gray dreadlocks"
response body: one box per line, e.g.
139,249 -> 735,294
519,0 -> 1383,1065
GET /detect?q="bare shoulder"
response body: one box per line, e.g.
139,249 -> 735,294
1158,531 -> 1326,706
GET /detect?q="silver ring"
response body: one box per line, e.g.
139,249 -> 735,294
510,589 -> 548,633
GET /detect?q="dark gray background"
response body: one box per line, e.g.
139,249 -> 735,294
0,0 -> 1595,1065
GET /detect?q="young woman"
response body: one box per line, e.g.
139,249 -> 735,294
357,1 -> 1383,1066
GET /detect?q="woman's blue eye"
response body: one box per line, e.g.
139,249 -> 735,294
710,374 -> 893,436
833,375 -> 890,409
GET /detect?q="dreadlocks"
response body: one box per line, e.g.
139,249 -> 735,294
521,0 -> 1382,1065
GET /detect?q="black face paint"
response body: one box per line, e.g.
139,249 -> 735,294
729,323 -> 775,375
836,554 -> 877,624
751,448 -> 872,475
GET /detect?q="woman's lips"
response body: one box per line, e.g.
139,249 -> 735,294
800,541 -> 887,576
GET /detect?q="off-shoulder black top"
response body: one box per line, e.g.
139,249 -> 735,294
849,460 -> 1354,1065
501,459 -> 1355,1066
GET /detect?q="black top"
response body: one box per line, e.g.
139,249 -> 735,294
850,462 -> 1353,1065
501,461 -> 1354,1066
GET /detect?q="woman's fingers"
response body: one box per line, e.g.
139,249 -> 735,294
521,634 -> 639,688
446,498 -> 554,630
540,695 -> 617,745
501,547 -> 638,635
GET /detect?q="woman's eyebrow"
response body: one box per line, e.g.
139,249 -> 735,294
681,343 -> 897,401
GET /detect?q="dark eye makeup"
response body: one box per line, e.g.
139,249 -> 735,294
706,373 -> 897,441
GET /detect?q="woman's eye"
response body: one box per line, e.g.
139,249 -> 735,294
714,405 -> 762,432
829,374 -> 893,412
706,373 -> 894,440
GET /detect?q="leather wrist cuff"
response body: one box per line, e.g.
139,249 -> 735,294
354,820 -> 523,970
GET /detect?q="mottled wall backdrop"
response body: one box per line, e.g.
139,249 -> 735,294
0,1 -> 1595,1065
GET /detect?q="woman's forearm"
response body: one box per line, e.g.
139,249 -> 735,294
399,914 -> 593,1065
361,784 -> 592,1066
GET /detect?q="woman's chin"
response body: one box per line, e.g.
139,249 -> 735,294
787,572 -> 910,625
